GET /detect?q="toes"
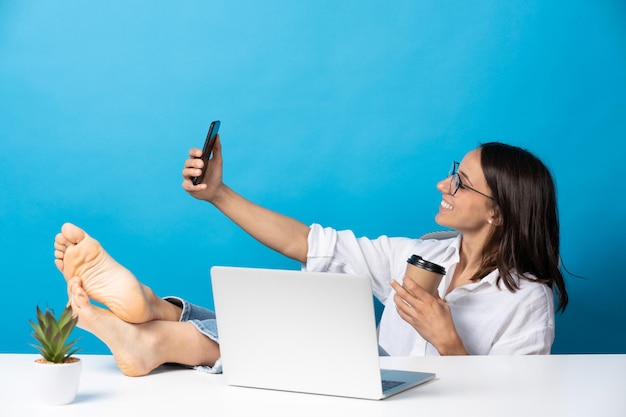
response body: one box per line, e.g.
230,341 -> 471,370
68,278 -> 87,307
61,222 -> 87,244
54,258 -> 64,273
54,231 -> 73,250
67,277 -> 79,300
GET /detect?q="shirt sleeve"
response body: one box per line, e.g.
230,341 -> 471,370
303,223 -> 417,302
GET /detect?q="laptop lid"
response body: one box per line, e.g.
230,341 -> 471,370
210,266 -> 435,400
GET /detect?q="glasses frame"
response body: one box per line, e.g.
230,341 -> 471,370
448,162 -> 495,201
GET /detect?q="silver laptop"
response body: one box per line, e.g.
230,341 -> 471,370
210,266 -> 435,400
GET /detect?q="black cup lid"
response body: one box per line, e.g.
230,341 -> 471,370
407,254 -> 446,275
406,254 -> 422,265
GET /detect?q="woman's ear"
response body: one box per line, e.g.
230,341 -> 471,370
488,207 -> 503,226
489,217 -> 502,226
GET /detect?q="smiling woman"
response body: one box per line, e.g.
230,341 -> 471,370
0,0 -> 624,356
48,140 -> 569,377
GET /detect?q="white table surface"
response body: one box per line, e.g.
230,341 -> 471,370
0,354 -> 624,416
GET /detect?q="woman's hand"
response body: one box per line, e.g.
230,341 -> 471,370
181,135 -> 225,202
391,277 -> 468,355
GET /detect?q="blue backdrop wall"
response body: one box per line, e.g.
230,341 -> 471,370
1,0 -> 625,355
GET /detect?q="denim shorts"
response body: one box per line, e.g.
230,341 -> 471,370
164,296 -> 223,374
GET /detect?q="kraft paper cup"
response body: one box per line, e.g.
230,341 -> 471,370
405,254 -> 446,295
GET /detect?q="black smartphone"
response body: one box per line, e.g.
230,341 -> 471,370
192,120 -> 221,185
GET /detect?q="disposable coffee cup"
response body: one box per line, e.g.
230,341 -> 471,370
405,254 -> 446,295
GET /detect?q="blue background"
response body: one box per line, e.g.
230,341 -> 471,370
1,0 -> 625,355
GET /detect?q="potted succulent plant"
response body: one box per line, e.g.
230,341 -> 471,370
29,305 -> 82,405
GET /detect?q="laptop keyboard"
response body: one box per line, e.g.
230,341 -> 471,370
382,379 -> 405,392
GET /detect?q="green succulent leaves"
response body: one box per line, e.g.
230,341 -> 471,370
30,305 -> 80,363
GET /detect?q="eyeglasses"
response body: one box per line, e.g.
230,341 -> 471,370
448,162 -> 495,200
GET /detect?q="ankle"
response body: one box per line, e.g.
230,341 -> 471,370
157,297 -> 183,322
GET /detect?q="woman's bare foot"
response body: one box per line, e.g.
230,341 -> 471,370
67,278 -> 162,376
54,222 -> 176,324
68,278 -> 220,377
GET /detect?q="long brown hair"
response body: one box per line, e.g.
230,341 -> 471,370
474,142 -> 568,312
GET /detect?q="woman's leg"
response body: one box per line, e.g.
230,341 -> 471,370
54,222 -> 181,324
68,278 -> 221,377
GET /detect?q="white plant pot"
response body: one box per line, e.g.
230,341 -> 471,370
33,357 -> 82,405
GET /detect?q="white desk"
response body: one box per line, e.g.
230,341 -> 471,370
0,354 -> 623,416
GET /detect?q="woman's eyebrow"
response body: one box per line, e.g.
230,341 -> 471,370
458,168 -> 476,186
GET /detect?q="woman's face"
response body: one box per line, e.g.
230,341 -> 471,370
435,149 -> 497,234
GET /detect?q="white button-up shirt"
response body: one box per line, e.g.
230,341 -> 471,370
303,224 -> 555,355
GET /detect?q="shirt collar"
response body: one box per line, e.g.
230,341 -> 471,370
444,234 -> 462,264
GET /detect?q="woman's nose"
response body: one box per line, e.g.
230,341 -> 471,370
437,177 -> 450,194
